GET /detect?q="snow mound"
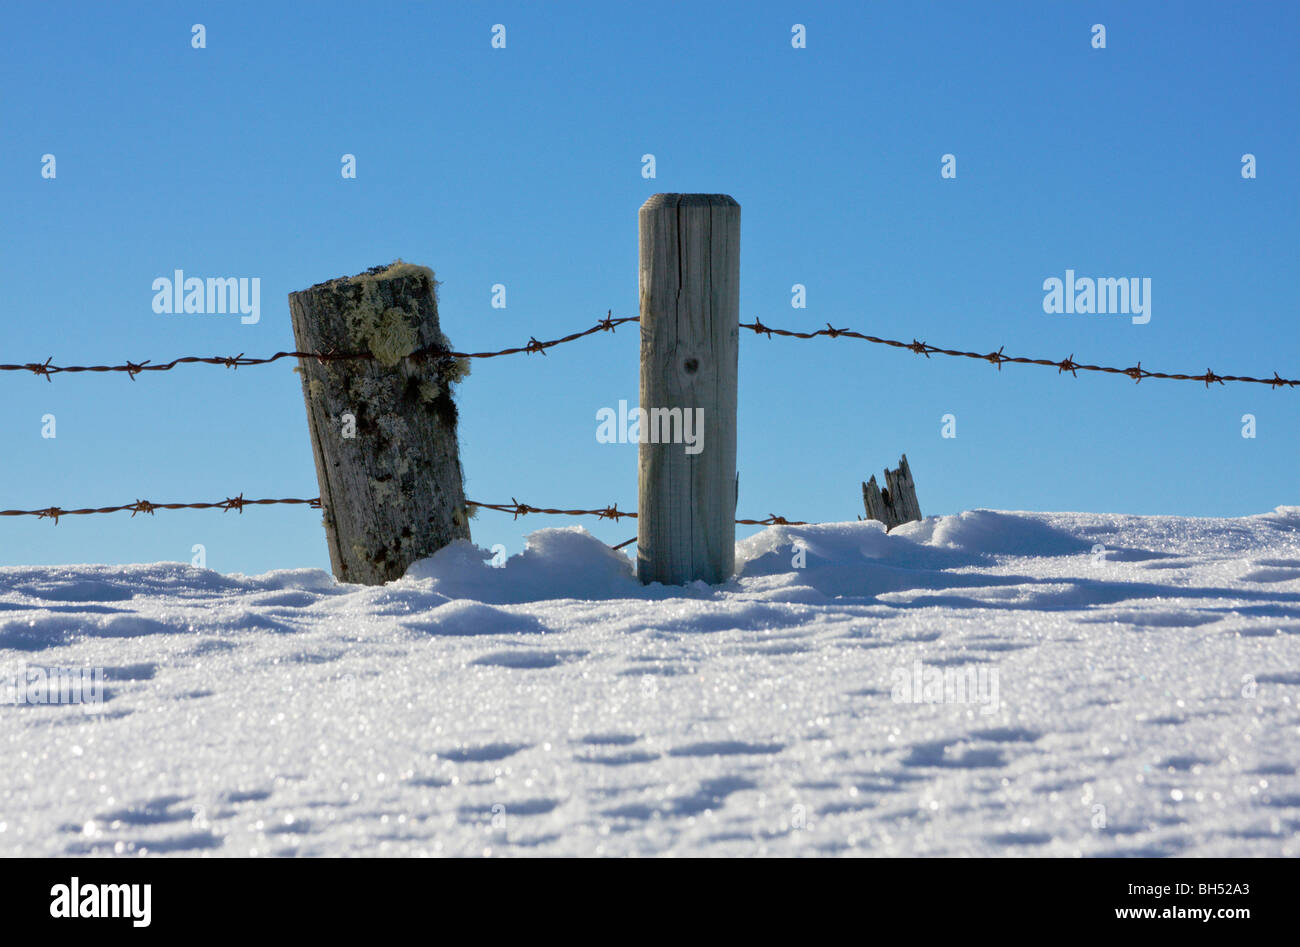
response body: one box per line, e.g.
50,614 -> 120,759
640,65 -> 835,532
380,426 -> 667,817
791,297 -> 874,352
403,601 -> 550,637
405,528 -> 642,603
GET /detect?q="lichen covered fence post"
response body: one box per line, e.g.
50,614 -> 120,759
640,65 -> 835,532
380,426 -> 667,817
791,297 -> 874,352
288,262 -> 471,584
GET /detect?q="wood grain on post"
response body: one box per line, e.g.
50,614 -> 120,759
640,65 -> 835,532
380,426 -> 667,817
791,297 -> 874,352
637,194 -> 740,585
288,262 -> 470,585
862,454 -> 922,531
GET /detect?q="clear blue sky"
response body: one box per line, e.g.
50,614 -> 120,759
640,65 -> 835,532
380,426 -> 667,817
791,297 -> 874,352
2,0 -> 1297,575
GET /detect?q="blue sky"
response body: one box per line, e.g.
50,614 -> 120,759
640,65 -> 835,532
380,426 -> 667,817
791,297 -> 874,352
2,0 -> 1296,575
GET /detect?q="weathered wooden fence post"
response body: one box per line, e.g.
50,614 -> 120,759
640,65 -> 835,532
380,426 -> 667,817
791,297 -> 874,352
862,454 -> 922,531
288,262 -> 470,585
637,194 -> 740,585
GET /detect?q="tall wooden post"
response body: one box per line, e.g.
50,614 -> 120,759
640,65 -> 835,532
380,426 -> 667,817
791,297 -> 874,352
288,262 -> 470,585
637,194 -> 740,585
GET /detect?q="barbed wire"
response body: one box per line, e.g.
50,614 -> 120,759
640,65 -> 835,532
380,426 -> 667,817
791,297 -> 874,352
739,320 -> 1300,389
468,498 -> 806,528
2,312 -> 1293,388
0,495 -> 321,523
0,495 -> 808,535
0,313 -> 638,381
8,313 -> 1285,558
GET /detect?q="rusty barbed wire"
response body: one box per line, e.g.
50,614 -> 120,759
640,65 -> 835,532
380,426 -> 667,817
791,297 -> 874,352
0,494 -> 807,537
739,319 -> 1300,389
10,312 -> 1284,556
468,499 -> 635,521
468,498 -> 805,527
0,313 -> 638,381
0,495 -> 321,523
2,312 -> 1293,388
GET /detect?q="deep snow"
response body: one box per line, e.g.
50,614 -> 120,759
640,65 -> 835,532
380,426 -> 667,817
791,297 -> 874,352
2,507 -> 1299,856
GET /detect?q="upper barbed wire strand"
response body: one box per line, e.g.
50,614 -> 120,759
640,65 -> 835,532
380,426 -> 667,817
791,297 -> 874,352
738,320 -> 1299,388
0,314 -> 638,380
0,496 -> 321,523
0,313 -> 1293,388
0,496 -> 807,531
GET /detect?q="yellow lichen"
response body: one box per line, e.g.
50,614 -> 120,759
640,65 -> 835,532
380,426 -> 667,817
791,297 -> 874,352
347,259 -> 435,287
367,306 -> 419,366
337,278 -> 422,368
447,358 -> 471,382
331,261 -> 467,373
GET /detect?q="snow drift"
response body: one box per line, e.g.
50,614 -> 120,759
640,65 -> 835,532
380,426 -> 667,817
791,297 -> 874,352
2,507 -> 1298,856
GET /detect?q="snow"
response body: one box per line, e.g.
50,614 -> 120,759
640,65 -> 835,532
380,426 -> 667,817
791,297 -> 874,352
2,507 -> 1299,856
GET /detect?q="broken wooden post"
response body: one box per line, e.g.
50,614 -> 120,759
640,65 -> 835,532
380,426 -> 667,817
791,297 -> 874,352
288,262 -> 471,585
862,454 -> 922,531
637,194 -> 740,585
